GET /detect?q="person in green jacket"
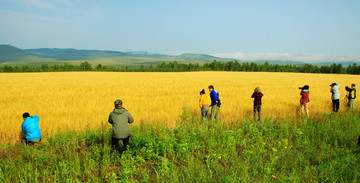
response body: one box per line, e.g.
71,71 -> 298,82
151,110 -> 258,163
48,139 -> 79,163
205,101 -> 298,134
108,99 -> 134,153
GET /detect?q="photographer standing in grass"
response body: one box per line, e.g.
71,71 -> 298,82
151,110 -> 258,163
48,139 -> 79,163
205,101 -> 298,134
330,83 -> 341,112
299,85 -> 310,116
199,89 -> 211,120
345,84 -> 356,110
108,99 -> 134,153
251,87 -> 263,121
209,85 -> 221,120
21,112 -> 42,145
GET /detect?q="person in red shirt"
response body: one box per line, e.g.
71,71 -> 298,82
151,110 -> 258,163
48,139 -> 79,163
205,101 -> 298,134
299,85 -> 310,116
251,87 -> 263,121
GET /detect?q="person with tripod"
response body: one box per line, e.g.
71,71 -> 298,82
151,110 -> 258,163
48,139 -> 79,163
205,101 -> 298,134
345,84 -> 356,110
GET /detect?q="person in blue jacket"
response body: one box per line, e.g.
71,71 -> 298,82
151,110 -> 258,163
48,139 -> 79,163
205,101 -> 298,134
21,112 -> 42,145
208,85 -> 221,120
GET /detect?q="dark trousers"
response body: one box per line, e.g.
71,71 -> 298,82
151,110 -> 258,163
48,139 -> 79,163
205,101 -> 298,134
332,99 -> 340,112
111,136 -> 130,152
21,137 -> 41,145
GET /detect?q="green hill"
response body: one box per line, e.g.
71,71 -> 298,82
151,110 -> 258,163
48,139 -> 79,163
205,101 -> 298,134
0,45 -> 230,66
25,48 -> 226,63
25,48 -> 132,60
174,53 -> 223,62
0,45 -> 55,63
0,45 -> 36,63
2,45 -> 359,67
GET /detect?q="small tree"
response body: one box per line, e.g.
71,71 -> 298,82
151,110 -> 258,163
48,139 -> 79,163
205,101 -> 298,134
41,64 -> 49,72
139,65 -> 145,72
80,61 -> 92,71
96,64 -> 103,70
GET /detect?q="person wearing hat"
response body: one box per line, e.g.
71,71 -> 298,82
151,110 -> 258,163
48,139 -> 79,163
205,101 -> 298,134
251,87 -> 263,121
199,88 -> 211,120
208,85 -> 221,120
21,112 -> 42,145
299,85 -> 310,116
345,84 -> 356,109
330,83 -> 340,112
108,99 -> 134,153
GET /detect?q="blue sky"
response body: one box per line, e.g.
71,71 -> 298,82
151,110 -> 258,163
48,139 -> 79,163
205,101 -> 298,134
0,0 -> 359,62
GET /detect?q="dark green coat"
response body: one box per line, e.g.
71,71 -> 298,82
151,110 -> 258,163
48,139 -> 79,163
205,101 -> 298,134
108,107 -> 134,139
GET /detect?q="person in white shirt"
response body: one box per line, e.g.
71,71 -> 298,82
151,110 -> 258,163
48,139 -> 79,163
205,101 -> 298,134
330,83 -> 340,112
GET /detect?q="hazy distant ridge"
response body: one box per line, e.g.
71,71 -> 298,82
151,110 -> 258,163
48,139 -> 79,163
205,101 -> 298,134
0,44 -> 230,63
26,48 -> 131,60
1,44 -> 359,66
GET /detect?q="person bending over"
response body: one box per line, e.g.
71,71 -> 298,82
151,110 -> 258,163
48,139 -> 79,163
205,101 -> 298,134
21,112 -> 42,145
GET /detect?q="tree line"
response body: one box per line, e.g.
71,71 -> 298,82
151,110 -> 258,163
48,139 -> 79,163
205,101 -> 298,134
1,60 -> 360,74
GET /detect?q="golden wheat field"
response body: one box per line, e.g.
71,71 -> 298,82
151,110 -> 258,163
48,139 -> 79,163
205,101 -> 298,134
0,71 -> 359,144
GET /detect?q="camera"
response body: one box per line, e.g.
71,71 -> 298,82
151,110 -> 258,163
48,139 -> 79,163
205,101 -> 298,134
299,85 -> 309,90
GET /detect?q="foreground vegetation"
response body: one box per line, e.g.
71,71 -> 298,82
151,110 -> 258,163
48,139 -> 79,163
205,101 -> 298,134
1,60 -> 360,74
1,110 -> 360,182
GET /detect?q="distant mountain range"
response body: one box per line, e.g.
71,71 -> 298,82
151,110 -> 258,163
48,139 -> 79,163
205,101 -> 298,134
0,45 -> 229,66
0,44 -> 359,66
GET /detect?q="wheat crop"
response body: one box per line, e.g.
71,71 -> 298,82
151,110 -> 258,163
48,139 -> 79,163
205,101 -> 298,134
0,71 -> 358,144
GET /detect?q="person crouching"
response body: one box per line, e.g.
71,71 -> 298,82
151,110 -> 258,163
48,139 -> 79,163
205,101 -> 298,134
108,99 -> 134,153
21,112 -> 42,145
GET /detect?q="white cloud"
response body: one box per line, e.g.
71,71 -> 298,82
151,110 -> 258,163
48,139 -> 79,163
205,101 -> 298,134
211,52 -> 360,63
9,0 -> 56,10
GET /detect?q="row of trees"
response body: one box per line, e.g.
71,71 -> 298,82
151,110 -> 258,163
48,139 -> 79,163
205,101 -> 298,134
1,60 -> 360,74
0,62 -> 100,72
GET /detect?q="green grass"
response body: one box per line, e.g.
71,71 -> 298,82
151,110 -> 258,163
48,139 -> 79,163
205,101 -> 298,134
1,110 -> 360,182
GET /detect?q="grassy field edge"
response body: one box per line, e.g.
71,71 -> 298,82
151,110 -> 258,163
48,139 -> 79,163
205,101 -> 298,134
1,109 -> 360,182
